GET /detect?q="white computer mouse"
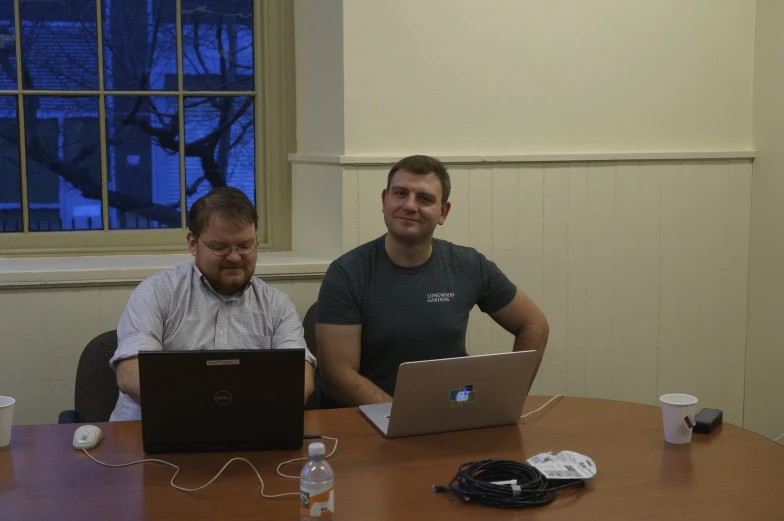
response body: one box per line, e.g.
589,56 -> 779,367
73,425 -> 103,450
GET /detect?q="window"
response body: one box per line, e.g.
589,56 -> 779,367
0,0 -> 294,255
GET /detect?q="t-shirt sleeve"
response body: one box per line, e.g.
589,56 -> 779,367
475,252 -> 517,314
316,261 -> 362,324
110,278 -> 167,370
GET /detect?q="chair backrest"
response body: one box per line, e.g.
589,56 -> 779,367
303,302 -> 317,358
74,330 -> 120,422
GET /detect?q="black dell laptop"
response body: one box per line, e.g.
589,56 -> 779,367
138,349 -> 305,453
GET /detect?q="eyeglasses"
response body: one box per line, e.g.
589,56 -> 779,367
200,240 -> 258,257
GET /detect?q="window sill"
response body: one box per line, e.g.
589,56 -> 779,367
0,252 -> 331,289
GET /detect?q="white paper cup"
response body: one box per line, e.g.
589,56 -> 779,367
0,396 -> 15,448
660,394 -> 698,444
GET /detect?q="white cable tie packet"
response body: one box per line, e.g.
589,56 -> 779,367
527,451 -> 597,481
489,479 -> 522,496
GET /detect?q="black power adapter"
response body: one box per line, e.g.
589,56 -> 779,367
693,408 -> 723,434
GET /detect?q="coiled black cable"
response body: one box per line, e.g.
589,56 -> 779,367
433,459 -> 585,509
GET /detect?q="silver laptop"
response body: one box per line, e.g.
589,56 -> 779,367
359,350 -> 539,438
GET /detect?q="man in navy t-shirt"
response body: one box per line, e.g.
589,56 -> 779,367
316,155 -> 549,406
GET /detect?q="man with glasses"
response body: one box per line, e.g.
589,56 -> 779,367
108,187 -> 316,421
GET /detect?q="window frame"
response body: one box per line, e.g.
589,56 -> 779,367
0,0 -> 294,256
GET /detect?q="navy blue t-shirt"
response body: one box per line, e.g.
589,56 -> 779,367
316,236 -> 517,396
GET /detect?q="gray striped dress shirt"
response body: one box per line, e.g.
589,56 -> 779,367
109,261 -> 315,421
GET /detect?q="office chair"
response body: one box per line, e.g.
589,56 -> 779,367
58,330 -> 120,424
303,301 -> 318,359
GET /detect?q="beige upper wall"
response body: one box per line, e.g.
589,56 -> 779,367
746,0 -> 784,441
341,0 -> 755,155
294,0 -> 345,155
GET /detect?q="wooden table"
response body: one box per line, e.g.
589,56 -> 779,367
1,396 -> 783,520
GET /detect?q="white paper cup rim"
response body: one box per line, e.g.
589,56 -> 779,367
0,396 -> 16,408
659,393 -> 697,406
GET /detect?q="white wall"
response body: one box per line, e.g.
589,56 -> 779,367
746,0 -> 784,443
292,163 -> 345,259
291,0 -> 759,429
341,0 -> 755,155
293,0 -> 344,155
342,160 -> 752,424
291,0 -> 347,258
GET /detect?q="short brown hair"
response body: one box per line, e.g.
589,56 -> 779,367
387,155 -> 451,203
188,187 -> 258,237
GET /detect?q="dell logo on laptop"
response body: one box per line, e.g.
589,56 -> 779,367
214,390 -> 233,405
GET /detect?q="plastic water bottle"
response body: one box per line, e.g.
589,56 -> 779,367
300,442 -> 334,520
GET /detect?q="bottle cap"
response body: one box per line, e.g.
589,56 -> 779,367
308,442 -> 326,458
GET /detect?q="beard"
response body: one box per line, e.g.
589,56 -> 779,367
203,265 -> 254,295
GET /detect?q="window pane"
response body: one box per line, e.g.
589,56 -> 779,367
0,96 -> 21,232
21,0 -> 98,90
106,95 -> 181,229
181,1 -> 253,91
103,0 -> 177,91
0,5 -> 17,90
184,96 -> 254,214
24,96 -> 102,231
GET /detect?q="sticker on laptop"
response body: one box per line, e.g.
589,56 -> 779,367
449,385 -> 477,408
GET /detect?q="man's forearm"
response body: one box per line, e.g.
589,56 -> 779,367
513,322 -> 549,378
327,370 -> 391,407
304,361 -> 315,403
125,386 -> 141,405
117,364 -> 142,404
119,373 -> 142,405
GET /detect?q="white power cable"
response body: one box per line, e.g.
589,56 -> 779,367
774,432 -> 784,443
81,435 -> 339,498
521,394 -> 564,419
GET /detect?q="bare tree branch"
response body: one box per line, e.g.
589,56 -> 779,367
217,16 -> 227,83
125,96 -> 252,154
142,0 -> 165,89
0,40 -> 15,84
229,118 -> 253,150
192,19 -> 211,83
160,173 -> 208,211
184,97 -> 216,109
5,7 -> 255,228
186,175 -> 207,196
196,96 -> 252,148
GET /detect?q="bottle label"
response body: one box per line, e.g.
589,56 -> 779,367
300,486 -> 334,517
